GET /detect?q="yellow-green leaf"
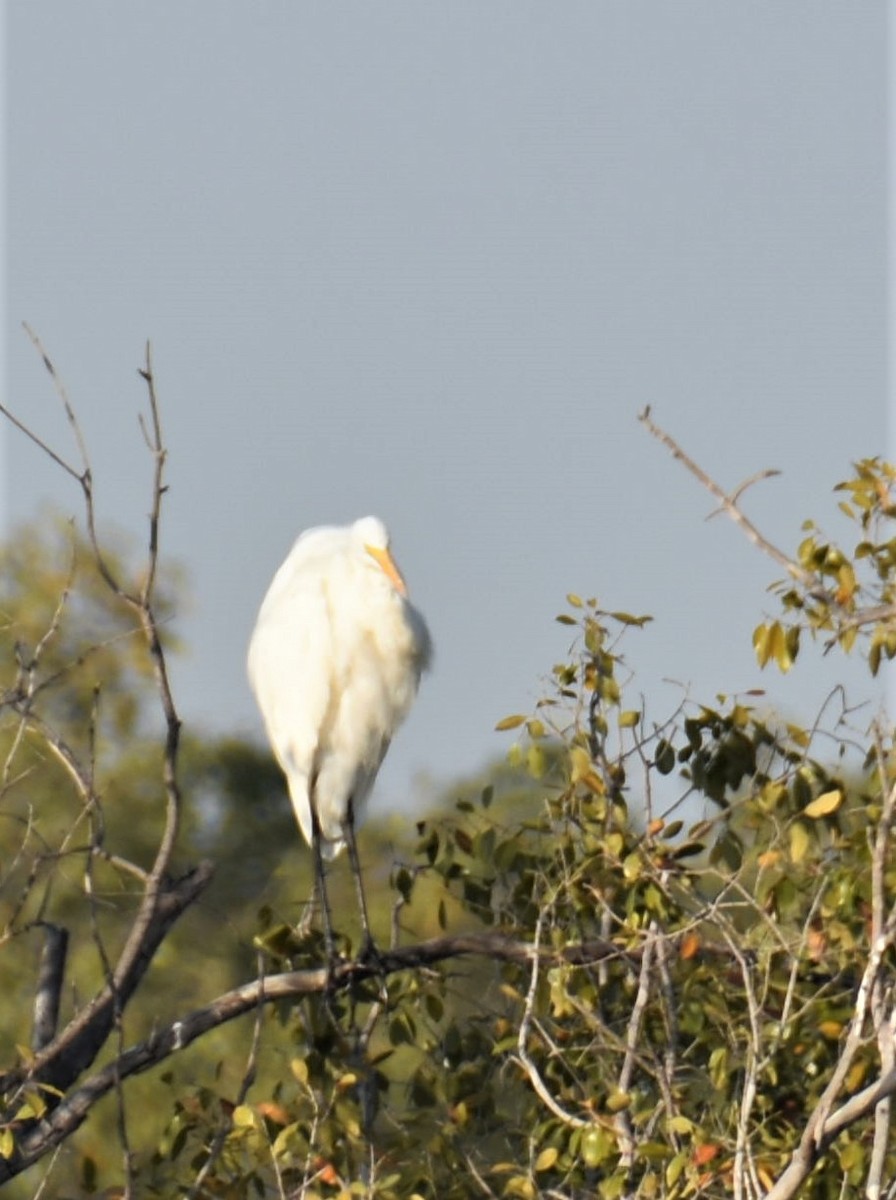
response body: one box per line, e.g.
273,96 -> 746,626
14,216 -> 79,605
622,852 -> 641,882
839,1140 -> 864,1171
789,821 -> 810,864
619,710 -> 640,728
0,1129 -> 13,1160
569,745 -> 592,782
770,622 -> 794,672
580,1126 -> 609,1168
495,714 -> 526,732
818,1020 -> 843,1040
846,1060 -> 868,1091
609,610 -> 653,627
503,1174 -> 535,1198
527,744 -> 546,779
535,1147 -> 559,1172
804,788 -> 843,819
666,1115 -> 695,1135
605,1089 -> 631,1112
666,1151 -> 688,1187
753,622 -> 772,668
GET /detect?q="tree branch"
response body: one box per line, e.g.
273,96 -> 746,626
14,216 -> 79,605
31,924 -> 69,1053
0,930 -> 629,1179
638,406 -> 808,583
2,861 -> 214,1106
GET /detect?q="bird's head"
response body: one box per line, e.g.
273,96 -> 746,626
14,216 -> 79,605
354,516 -> 408,596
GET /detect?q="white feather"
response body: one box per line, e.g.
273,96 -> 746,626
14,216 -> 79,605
247,516 -> 431,858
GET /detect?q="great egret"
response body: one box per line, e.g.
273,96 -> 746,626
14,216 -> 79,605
247,515 -> 431,958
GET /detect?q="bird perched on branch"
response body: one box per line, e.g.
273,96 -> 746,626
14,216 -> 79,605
247,515 -> 431,958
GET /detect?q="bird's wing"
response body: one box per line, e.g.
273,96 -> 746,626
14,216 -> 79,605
247,572 -> 335,845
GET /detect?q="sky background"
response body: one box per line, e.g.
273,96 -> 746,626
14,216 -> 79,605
2,6 -> 889,818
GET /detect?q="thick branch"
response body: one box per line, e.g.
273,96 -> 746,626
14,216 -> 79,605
3,862 -> 213,1103
765,1064 -> 896,1200
0,930 -> 626,1180
31,925 -> 69,1053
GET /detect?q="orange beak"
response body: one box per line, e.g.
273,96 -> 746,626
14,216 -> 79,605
365,544 -> 408,595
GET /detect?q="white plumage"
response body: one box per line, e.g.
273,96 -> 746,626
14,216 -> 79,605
247,516 -> 432,862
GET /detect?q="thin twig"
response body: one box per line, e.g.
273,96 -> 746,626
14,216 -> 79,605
187,955 -> 267,1200
614,930 -> 656,1165
513,914 -> 595,1132
639,406 -> 810,583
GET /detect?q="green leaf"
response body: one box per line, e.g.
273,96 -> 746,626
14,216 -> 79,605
654,739 -> 675,775
580,1126 -> 611,1168
666,1151 -> 688,1187
619,710 -> 640,728
789,821 -> 810,864
622,852 -> 641,882
804,788 -> 842,818
534,1146 -> 559,1172
504,1174 -> 535,1198
770,621 -> 794,672
638,1141 -> 673,1161
80,1154 -> 97,1193
753,623 -> 772,669
527,744 -> 546,779
605,1089 -> 630,1112
609,611 -> 653,627
495,714 -> 527,731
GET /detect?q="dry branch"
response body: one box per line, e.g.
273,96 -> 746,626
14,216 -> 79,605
30,924 -> 69,1053
0,929 -> 627,1179
638,406 -> 808,583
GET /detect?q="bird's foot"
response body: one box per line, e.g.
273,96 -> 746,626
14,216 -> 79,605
355,930 -> 381,962
354,935 -> 390,1002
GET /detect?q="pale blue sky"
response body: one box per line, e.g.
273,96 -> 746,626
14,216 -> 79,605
3,5 -> 888,814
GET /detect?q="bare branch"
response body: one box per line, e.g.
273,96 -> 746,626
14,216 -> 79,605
31,924 -> 69,1052
22,324 -> 91,476
614,929 -> 656,1164
764,918 -> 896,1199
0,400 -> 82,483
766,1062 -> 896,1200
0,929 -> 633,1179
638,406 -> 810,584
3,861 -> 214,1104
186,954 -> 267,1200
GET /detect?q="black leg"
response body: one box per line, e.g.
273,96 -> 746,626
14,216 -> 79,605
342,801 -> 378,962
309,802 -> 338,971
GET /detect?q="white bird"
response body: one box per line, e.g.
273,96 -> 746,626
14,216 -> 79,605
247,515 -> 431,955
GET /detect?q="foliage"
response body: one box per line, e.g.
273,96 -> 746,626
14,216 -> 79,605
1,358 -> 895,1199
